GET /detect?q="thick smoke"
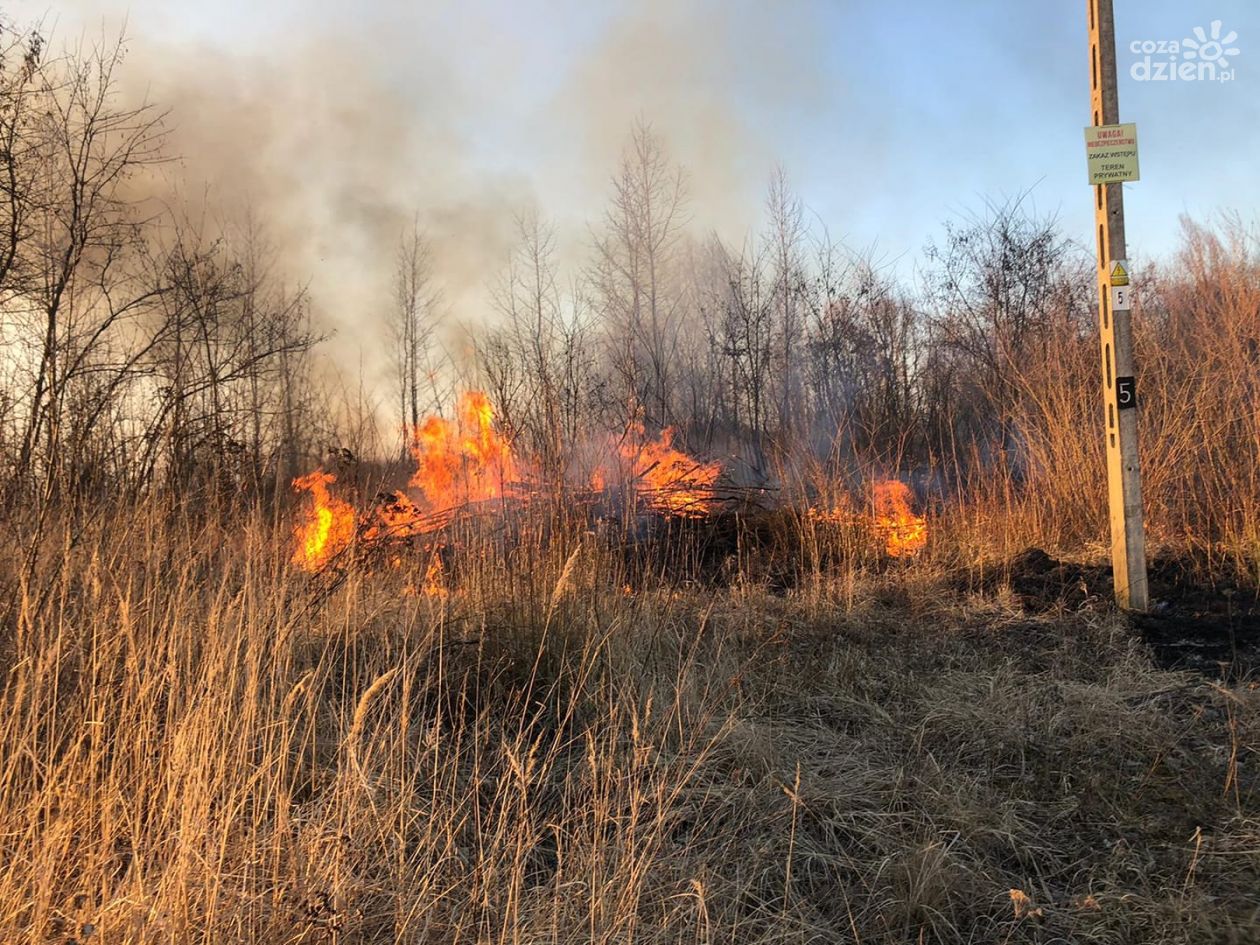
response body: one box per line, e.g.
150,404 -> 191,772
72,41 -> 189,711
19,0 -> 831,405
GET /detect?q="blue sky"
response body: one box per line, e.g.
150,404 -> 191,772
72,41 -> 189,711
796,1 -> 1257,266
23,1 -> 1260,254
12,1 -> 1258,343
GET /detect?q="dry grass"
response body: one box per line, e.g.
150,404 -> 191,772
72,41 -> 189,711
0,501 -> 1257,944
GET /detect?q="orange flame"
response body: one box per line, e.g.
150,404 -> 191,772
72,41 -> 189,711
618,423 -> 721,517
402,551 -> 449,598
805,481 -> 927,557
422,554 -> 449,598
287,392 -> 777,573
806,491 -> 853,526
365,489 -> 434,541
357,391 -> 521,543
870,480 -> 927,557
291,470 -> 356,571
408,391 -> 519,509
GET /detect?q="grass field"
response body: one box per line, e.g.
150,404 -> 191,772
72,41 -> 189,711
1,503 -> 1256,944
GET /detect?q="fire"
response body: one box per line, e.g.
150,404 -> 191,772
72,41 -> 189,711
401,553 -> 448,598
422,554 -> 449,598
357,391 -> 522,544
870,480 -> 927,557
291,391 -> 523,568
408,391 -> 519,508
618,423 -> 721,516
366,489 -> 437,541
806,492 -> 852,526
805,480 -> 927,557
289,394 -> 730,577
291,470 -> 356,571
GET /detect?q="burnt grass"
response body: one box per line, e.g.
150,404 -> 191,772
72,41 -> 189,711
597,506 -> 1260,680
954,547 -> 1260,680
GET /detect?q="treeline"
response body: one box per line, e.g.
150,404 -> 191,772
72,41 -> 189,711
463,123 -> 1259,559
470,136 -> 1092,481
2,25 -> 1257,563
463,123 -> 1258,557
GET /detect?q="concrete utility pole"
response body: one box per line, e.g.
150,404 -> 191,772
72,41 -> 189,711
1087,0 -> 1148,610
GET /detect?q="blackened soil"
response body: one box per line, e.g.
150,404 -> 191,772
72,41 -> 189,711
982,548 -> 1260,679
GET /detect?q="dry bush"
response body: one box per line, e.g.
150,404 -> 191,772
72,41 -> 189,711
923,216 -> 1260,579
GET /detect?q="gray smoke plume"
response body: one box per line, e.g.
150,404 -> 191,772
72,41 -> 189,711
15,0 -> 831,409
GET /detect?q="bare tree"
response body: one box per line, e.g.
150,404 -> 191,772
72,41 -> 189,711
0,22 -> 44,309
765,168 -> 807,442
139,216 -> 319,494
4,31 -> 167,501
921,195 -> 1084,458
390,218 -> 438,452
704,237 -> 776,473
482,212 -> 595,485
591,120 -> 690,431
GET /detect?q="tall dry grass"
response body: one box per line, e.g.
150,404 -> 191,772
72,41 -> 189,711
920,218 -> 1260,579
0,498 -> 1256,943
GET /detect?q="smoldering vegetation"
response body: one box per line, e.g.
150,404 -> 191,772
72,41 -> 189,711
0,12 -> 1257,945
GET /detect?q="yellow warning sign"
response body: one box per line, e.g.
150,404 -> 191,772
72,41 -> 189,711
1110,260 -> 1130,286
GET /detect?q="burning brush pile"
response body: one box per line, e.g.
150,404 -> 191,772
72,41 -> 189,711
290,391 -> 927,586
